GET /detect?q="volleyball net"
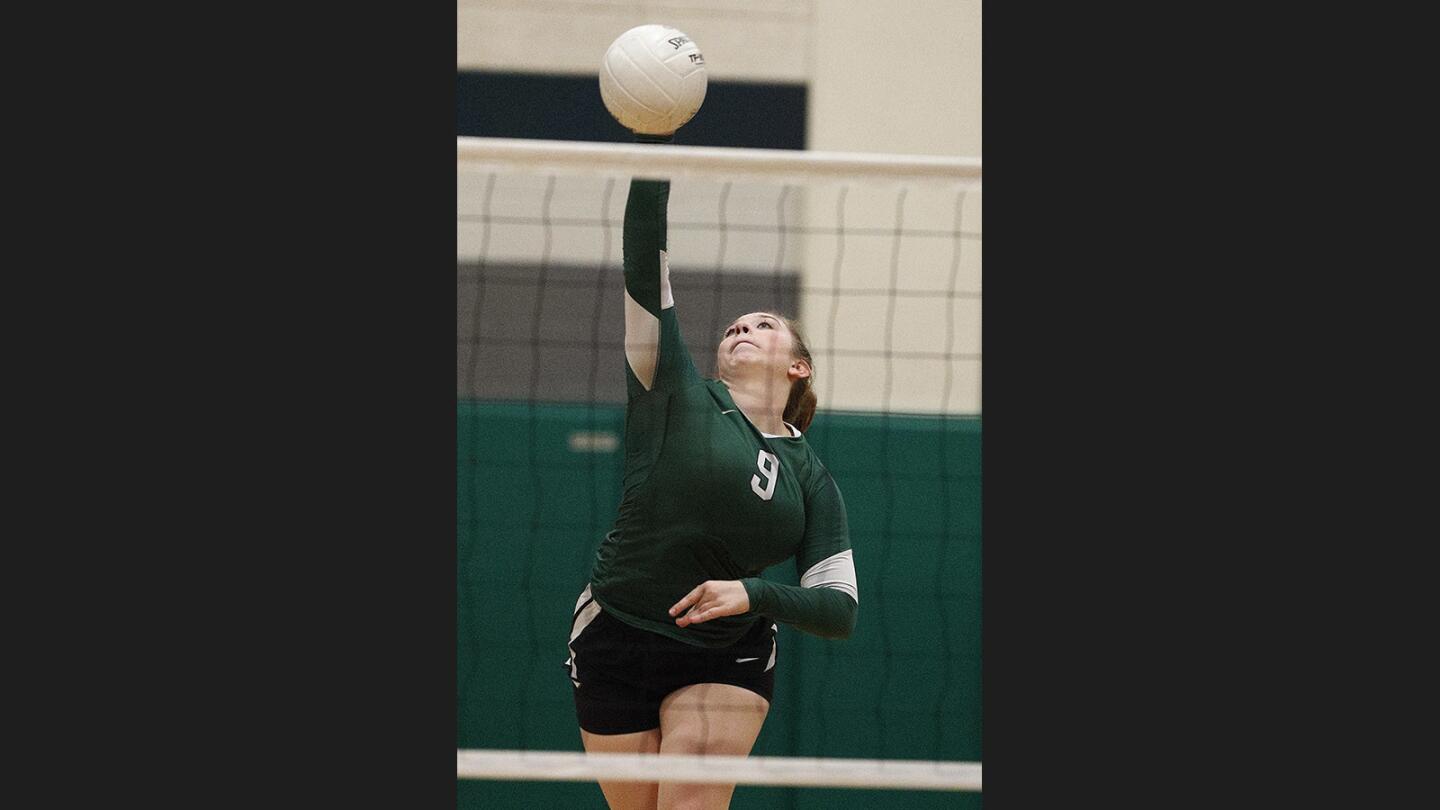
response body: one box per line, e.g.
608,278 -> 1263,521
457,136 -> 982,803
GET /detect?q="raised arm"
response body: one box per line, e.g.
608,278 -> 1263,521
622,138 -> 699,398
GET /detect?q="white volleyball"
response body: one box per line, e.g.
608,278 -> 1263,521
598,24 -> 708,136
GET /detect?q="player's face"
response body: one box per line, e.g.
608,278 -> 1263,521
717,312 -> 796,376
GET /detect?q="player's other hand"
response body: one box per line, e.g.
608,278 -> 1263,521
669,580 -> 749,627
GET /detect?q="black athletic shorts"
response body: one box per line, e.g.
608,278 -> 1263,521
564,585 -> 777,735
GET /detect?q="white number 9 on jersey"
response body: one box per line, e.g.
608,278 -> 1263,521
751,451 -> 780,501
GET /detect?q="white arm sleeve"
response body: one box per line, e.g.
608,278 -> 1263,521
799,549 -> 859,604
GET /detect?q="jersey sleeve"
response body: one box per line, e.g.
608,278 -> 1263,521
622,175 -> 702,399
741,473 -> 858,639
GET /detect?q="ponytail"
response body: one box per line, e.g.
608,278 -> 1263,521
779,315 -> 817,433
784,376 -> 818,433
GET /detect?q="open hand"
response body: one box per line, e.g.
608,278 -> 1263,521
668,580 -> 750,627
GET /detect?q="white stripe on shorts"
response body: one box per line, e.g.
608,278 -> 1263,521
567,587 -> 601,686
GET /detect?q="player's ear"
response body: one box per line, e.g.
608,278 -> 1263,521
788,359 -> 812,381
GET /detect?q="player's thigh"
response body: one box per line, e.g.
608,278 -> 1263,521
581,728 -> 662,810
658,682 -> 770,754
656,683 -> 769,810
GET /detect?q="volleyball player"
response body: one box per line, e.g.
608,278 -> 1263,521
563,135 -> 859,810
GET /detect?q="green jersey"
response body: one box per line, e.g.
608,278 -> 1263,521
587,178 -> 858,648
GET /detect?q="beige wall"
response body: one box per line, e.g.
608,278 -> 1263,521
457,0 -> 980,157
802,2 -> 981,414
457,0 -> 812,82
810,1 -> 980,157
458,1 -> 982,414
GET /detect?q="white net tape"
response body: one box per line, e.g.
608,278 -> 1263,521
457,750 -> 982,792
459,137 -> 983,188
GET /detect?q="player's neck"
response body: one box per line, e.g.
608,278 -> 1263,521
720,375 -> 789,436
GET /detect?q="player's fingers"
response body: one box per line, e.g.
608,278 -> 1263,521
678,595 -> 707,618
678,594 -> 720,625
